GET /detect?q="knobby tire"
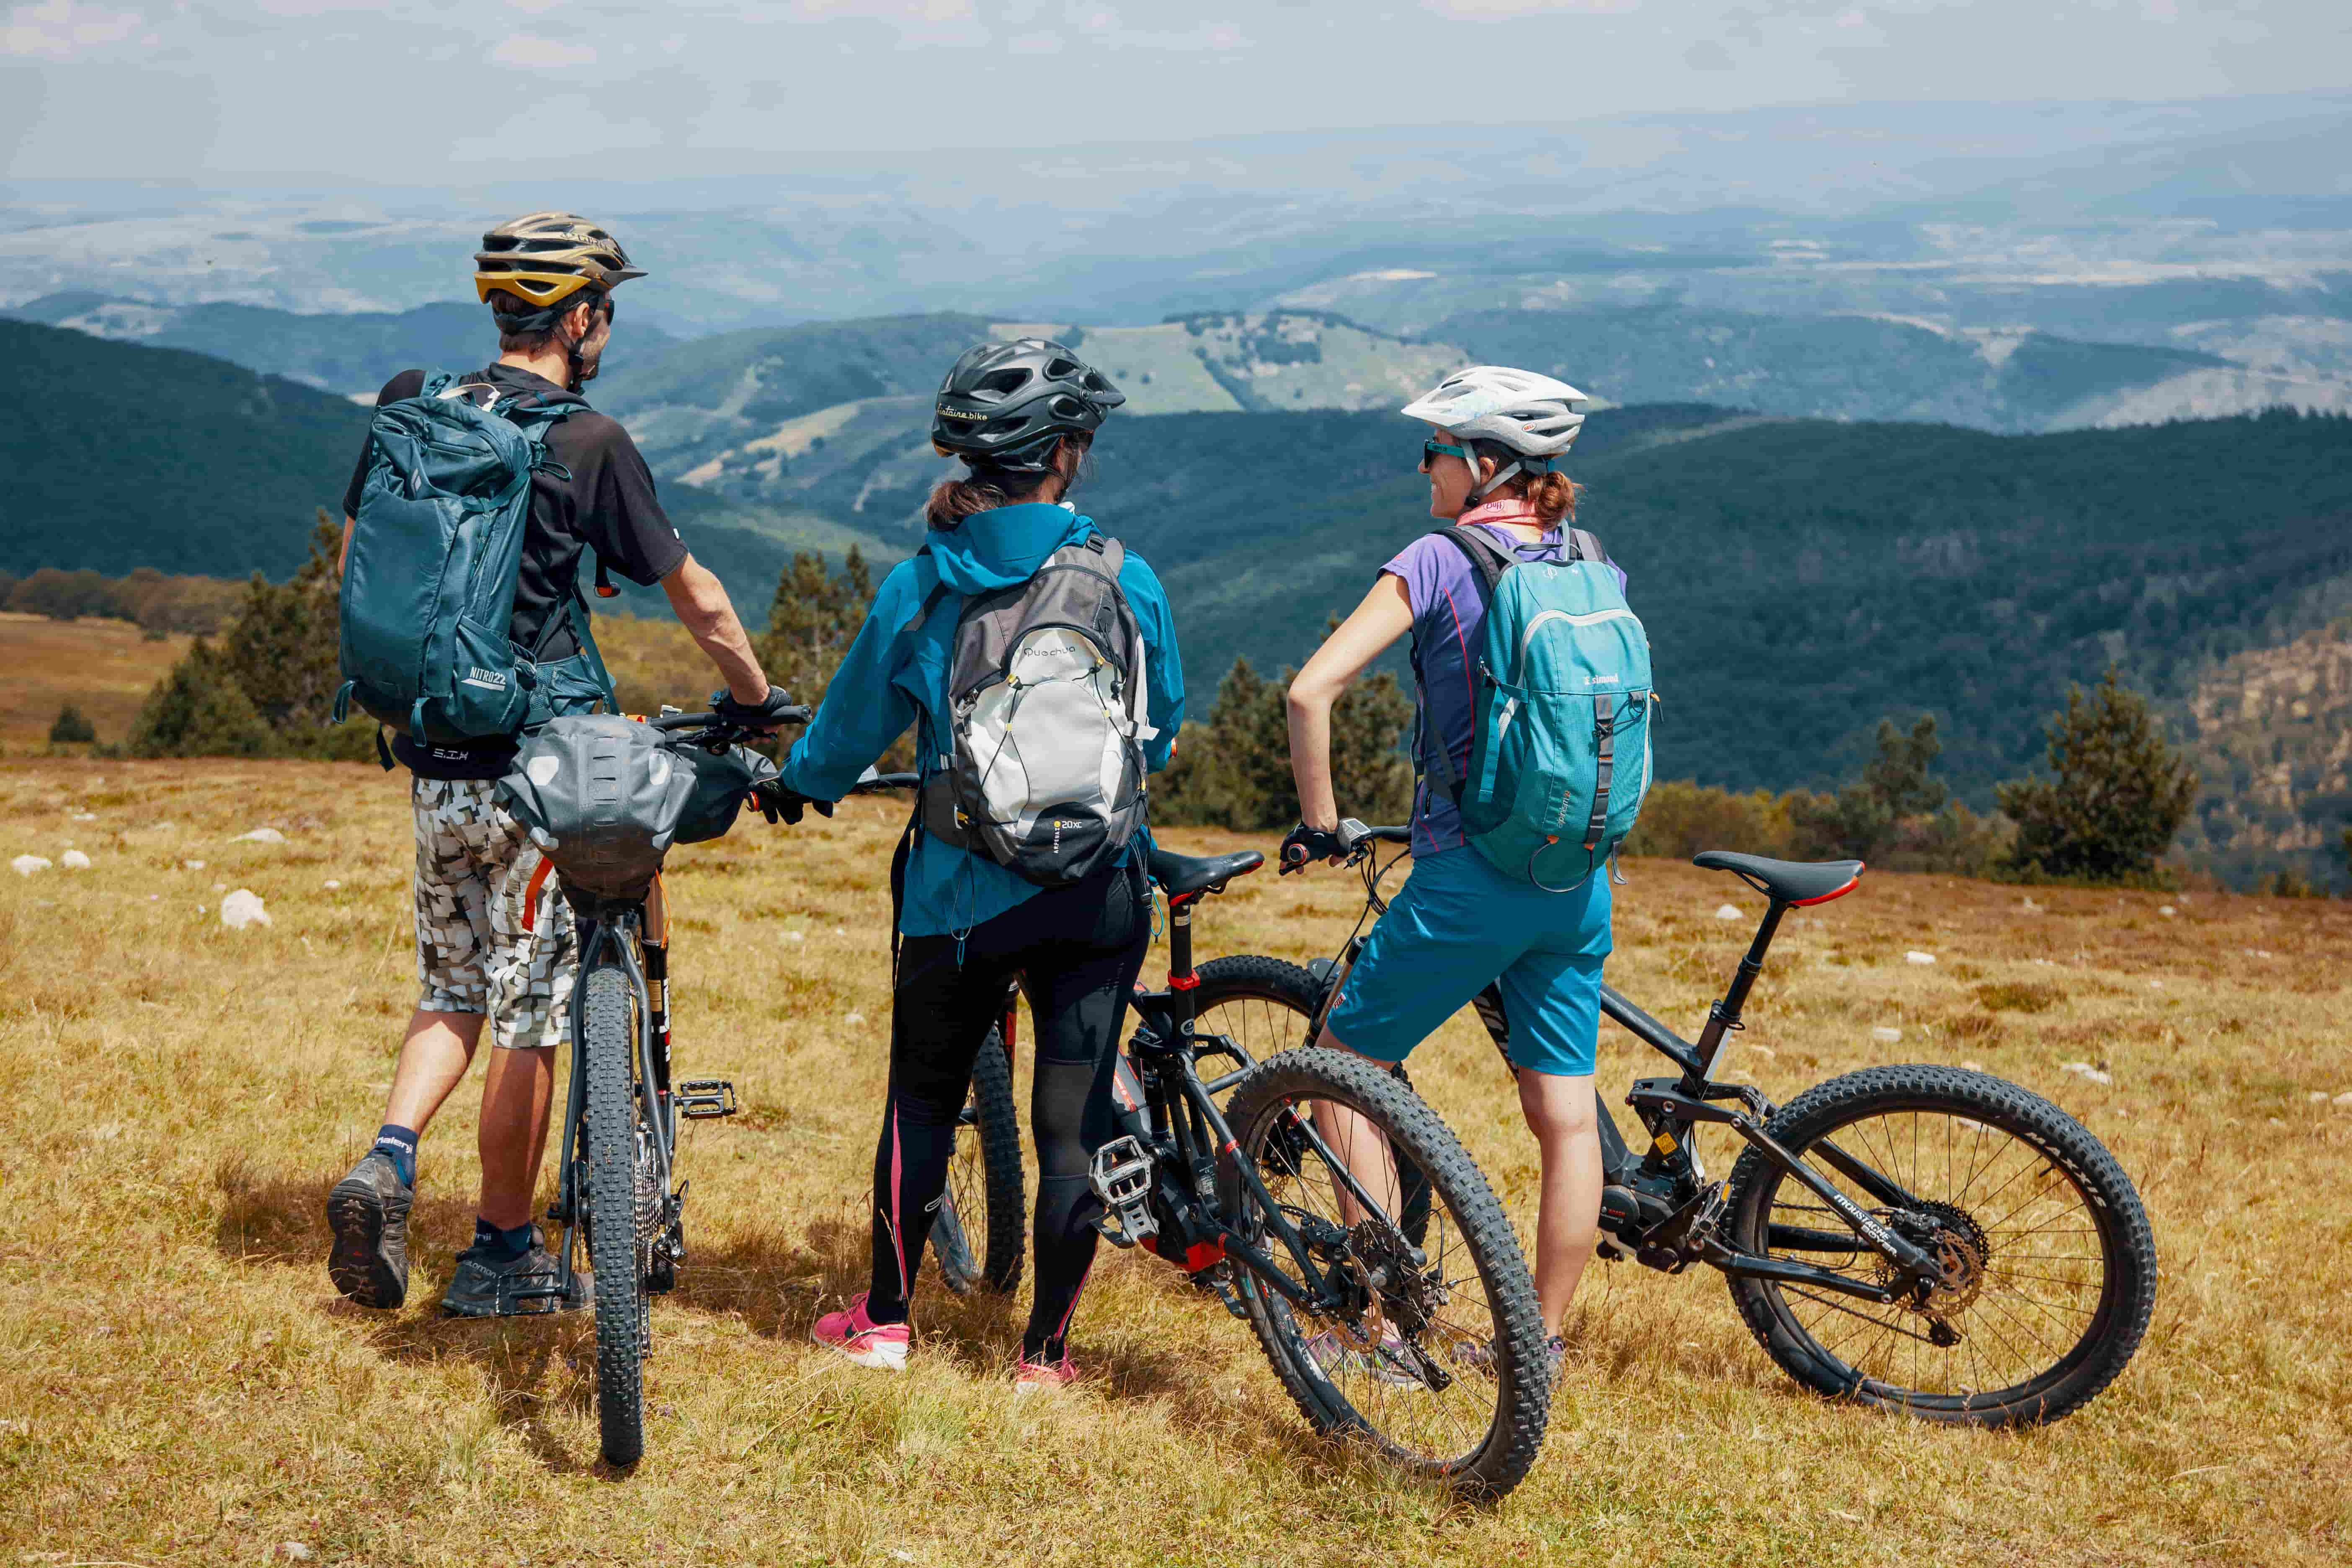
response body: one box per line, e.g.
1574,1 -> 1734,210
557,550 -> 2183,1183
582,961 -> 650,1466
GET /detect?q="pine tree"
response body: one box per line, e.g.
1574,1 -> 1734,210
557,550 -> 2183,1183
1997,667 -> 2197,884
222,511 -> 344,740
127,638 -> 279,758
757,547 -> 873,714
1790,714 -> 1946,858
1153,653 -> 1413,830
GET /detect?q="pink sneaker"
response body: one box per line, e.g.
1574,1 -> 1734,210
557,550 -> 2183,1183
812,1292 -> 910,1371
1013,1355 -> 1078,1394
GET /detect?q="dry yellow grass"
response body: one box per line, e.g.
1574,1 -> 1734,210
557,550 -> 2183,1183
0,612 -> 191,750
3,754 -> 2349,1566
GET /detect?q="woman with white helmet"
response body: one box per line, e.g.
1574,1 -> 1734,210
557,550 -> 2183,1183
1280,364 -> 1620,1379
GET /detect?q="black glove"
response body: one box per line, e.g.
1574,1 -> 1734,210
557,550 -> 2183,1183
1279,819 -> 1367,873
750,779 -> 834,827
712,686 -> 797,734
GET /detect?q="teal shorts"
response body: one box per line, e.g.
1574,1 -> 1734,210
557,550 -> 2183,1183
1323,844 -> 1612,1079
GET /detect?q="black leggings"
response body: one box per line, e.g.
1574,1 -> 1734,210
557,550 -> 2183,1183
866,854 -> 1151,1362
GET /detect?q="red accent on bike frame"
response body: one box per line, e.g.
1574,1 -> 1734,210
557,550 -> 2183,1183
1168,971 -> 1199,991
1789,863 -> 1867,907
519,856 -> 555,933
1180,1239 -> 1226,1272
1166,891 -> 1202,912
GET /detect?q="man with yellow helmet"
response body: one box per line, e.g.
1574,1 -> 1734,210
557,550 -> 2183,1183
324,213 -> 792,1320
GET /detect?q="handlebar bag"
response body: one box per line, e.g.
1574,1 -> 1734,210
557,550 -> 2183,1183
496,714 -> 696,900
673,738 -> 780,845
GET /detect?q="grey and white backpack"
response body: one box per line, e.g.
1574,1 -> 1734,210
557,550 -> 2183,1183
918,534 -> 1156,888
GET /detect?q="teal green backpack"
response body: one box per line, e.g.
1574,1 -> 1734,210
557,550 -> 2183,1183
335,372 -> 616,750
1427,526 -> 1654,891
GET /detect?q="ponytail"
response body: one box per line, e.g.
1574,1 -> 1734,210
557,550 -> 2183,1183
1470,438 -> 1579,525
1524,469 -> 1579,526
923,432 -> 1093,530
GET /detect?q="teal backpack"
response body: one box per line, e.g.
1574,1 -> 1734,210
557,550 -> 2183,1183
1423,526 -> 1654,891
335,372 -> 616,750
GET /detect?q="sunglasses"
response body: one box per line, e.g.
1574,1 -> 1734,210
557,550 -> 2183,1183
1420,438 -> 1469,472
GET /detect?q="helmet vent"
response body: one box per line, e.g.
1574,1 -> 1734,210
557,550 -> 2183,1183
978,368 -> 1031,396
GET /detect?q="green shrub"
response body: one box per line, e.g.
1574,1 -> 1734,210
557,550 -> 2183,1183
47,704 -> 95,745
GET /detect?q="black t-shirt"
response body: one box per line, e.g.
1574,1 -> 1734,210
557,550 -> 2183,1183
345,364 -> 689,779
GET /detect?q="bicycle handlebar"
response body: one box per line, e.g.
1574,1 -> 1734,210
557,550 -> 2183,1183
849,772 -> 921,794
648,707 -> 813,734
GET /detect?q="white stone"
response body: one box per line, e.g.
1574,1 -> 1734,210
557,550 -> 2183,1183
59,850 -> 90,870
220,890 -> 272,930
282,1545 -> 313,1563
2159,905 -> 2177,917
1713,904 -> 1742,921
183,859 -> 206,870
1961,1059 -> 1985,1071
2334,1092 -> 2352,1109
230,827 -> 286,844
10,855 -> 51,877
1905,950 -> 1937,965
843,1011 -> 867,1026
1871,1026 -> 1902,1043
2308,1091 -> 2331,1103
69,811 -> 95,822
2019,897 -> 2043,913
322,879 -> 341,890
784,930 -> 806,943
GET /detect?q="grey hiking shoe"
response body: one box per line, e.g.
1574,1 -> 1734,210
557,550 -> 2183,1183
326,1150 -> 413,1310
441,1229 -> 583,1318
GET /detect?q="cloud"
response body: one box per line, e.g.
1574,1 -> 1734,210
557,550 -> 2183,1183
1420,0 -> 1636,16
490,32 -> 595,68
2,0 -> 141,60
1685,38 -> 1735,70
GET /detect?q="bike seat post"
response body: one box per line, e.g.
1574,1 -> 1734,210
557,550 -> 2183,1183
1163,889 -> 1201,1029
1694,900 -> 1788,1081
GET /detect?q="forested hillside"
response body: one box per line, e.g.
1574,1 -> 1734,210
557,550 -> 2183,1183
9,322 -> 2349,883
0,320 -> 369,575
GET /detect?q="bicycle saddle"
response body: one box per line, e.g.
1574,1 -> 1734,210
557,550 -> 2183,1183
1149,845 -> 1266,898
1692,850 -> 1865,906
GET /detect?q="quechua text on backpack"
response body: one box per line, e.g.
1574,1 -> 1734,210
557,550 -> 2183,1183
919,533 -> 1156,887
1421,526 -> 1653,890
335,372 -> 616,746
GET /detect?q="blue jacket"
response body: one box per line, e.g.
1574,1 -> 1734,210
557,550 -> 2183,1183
779,503 -> 1186,938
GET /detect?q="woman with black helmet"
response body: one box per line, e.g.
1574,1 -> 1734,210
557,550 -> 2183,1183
769,339 -> 1185,1389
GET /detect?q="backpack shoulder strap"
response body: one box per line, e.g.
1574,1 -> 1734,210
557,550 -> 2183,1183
1565,527 -> 1606,563
1434,525 -> 1514,615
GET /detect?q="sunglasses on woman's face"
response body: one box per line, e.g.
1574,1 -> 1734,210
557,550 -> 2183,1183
1420,438 -> 1468,472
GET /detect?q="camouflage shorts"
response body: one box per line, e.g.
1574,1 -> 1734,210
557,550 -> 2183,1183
412,777 -> 575,1050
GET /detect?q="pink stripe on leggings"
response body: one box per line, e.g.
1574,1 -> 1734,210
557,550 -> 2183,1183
887,1103 -> 908,1301
1050,1258 -> 1095,1347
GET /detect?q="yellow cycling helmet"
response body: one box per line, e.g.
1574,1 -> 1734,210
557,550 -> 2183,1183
472,211 -> 646,309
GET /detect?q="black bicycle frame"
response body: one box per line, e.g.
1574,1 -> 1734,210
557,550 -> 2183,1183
1119,884 -> 1416,1319
1304,835 -> 1949,1308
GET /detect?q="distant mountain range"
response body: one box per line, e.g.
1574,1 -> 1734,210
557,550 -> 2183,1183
8,317 -> 2348,890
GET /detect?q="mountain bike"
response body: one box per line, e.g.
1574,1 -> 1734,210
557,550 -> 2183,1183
1084,840 -> 1551,1498
849,772 -> 1023,1297
1217,823 -> 2158,1427
526,705 -> 807,1467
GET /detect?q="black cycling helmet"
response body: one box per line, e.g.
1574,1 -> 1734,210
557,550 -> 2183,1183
931,338 -> 1125,473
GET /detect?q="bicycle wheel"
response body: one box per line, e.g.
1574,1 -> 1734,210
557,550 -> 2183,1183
580,959 -> 652,1466
933,1027 -> 1026,1295
1220,1048 -> 1548,1499
1723,1064 -> 2156,1428
1190,955 -> 1321,1065
1199,955 -> 1431,1251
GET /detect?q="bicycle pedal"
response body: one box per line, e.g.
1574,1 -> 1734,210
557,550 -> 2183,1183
1089,1135 -> 1158,1246
677,1079 -> 738,1119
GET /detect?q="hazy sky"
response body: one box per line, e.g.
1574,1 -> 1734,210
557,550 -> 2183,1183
5,0 -> 2349,182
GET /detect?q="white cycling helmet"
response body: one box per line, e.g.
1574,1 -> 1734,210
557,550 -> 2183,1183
1401,364 -> 1588,503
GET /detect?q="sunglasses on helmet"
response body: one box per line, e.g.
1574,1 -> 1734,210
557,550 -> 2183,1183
1419,438 -> 1469,472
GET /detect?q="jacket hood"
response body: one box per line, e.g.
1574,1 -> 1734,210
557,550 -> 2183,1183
926,502 -> 1093,596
